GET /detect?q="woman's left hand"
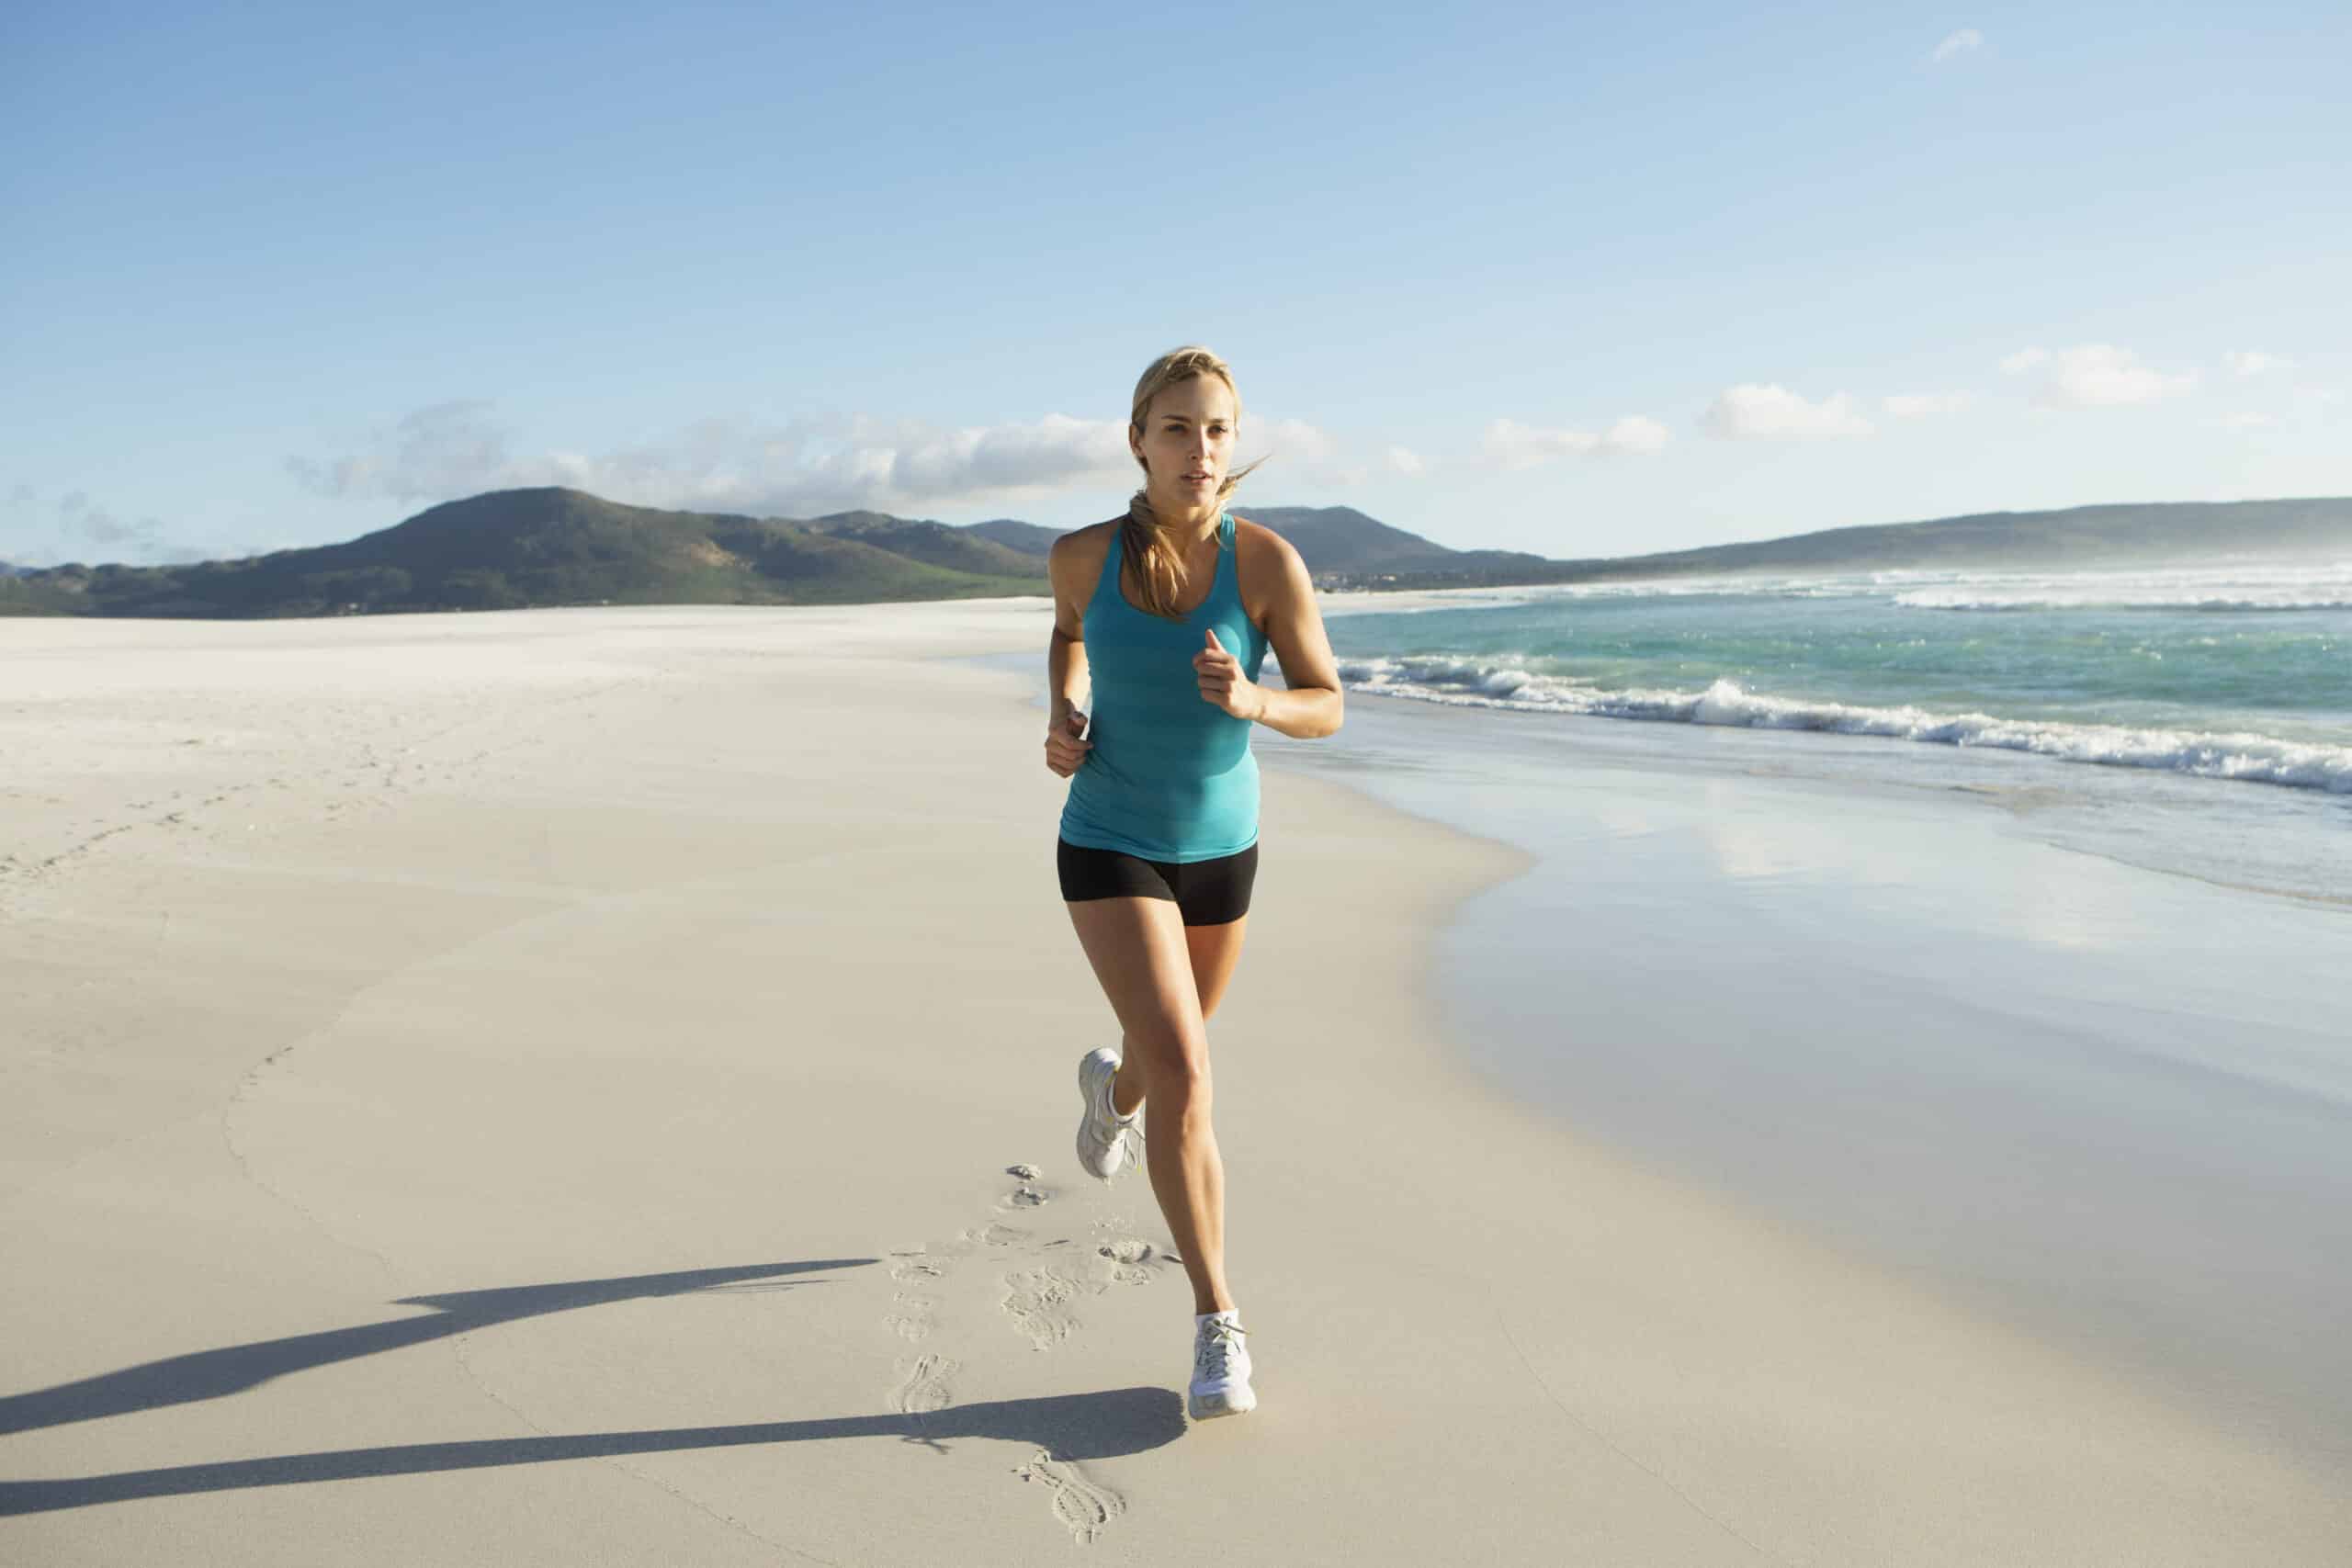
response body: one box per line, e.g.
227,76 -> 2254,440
1193,628 -> 1266,721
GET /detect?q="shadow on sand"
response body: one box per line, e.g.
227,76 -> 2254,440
0,1387 -> 1186,1515
0,1259 -> 867,1438
0,1257 -> 1187,1516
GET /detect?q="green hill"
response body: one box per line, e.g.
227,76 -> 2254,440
965,518 -> 1065,558
1553,497 -> 2352,583
1261,497 -> 2352,588
1224,505 -> 1556,579
5,489 -> 2346,619
0,488 -> 1046,619
804,511 -> 1051,577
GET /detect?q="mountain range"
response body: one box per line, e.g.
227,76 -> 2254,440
2,488 -> 2346,619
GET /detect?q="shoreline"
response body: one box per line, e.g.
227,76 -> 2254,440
5,605 -> 2346,1563
996,638 -> 2352,1465
1259,685 -> 2352,1470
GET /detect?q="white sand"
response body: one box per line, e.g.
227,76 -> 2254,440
3,604 -> 2345,1564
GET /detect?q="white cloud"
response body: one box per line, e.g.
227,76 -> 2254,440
288,402 -> 1364,517
52,490 -> 162,551
1702,385 -> 1873,440
1600,415 -> 1672,455
1931,28 -> 1984,62
1244,416 -> 1336,468
1883,390 -> 1974,418
290,398 -> 1363,518
287,400 -> 514,505
1482,414 -> 1669,469
0,484 -> 174,566
291,400 -> 1194,514
2017,344 -> 2199,409
2225,350 -> 2294,378
2214,412 -> 2277,430
1385,446 -> 1428,478
2000,346 -> 2050,374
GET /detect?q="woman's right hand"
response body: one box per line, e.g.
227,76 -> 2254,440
1044,707 -> 1091,777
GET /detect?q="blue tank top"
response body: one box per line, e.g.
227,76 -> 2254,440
1059,509 -> 1271,863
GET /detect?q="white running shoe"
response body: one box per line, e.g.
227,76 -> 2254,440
1075,1047 -> 1141,1181
1188,1312 -> 1255,1420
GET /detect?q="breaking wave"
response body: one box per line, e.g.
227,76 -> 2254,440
1336,655 -> 2352,795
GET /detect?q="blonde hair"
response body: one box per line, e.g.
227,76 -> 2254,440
1121,345 -> 1269,620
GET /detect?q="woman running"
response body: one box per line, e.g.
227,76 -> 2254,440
1043,345 -> 1345,1421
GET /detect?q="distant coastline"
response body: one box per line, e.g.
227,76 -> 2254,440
4,487 -> 2346,621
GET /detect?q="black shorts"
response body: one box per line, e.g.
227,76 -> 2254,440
1057,839 -> 1259,927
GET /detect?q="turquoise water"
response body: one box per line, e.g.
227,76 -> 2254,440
1323,562 -> 2352,793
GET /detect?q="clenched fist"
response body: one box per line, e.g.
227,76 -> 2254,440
1193,627 -> 1265,720
1044,705 -> 1092,777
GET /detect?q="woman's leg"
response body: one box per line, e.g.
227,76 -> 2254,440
1066,897 -> 1241,1315
1184,915 -> 1250,1025
1109,914 -> 1250,1112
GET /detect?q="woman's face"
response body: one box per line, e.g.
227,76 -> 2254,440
1130,376 -> 1237,512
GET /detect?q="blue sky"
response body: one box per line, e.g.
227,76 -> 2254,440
5,0 -> 2346,567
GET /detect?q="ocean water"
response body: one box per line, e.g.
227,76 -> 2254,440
1318,558 -> 2352,904
1323,559 -> 2352,779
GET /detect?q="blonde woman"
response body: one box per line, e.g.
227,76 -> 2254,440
1043,346 -> 1344,1420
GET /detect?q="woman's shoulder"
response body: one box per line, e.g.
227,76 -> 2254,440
1231,514 -> 1307,579
1229,514 -> 1309,623
1047,518 -> 1123,568
1052,517 -> 1123,552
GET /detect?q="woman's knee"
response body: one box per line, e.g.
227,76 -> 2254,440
1127,1021 -> 1212,1105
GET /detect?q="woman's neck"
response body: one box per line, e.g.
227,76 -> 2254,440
1142,489 -> 1221,542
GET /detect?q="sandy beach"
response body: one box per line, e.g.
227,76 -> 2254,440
4,603 -> 2346,1565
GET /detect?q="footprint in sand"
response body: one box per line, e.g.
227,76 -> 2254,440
891,1352 -> 956,1416
1092,1236 -> 1159,1289
960,1222 -> 1027,1249
1000,1266 -> 1082,1350
888,1253 -> 945,1284
881,1251 -> 949,1340
1014,1450 -> 1125,1544
992,1163 -> 1055,1217
885,1167 -> 1168,1383
883,1292 -> 937,1343
999,1182 -> 1050,1212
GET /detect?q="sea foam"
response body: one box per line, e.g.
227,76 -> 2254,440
1327,562 -> 2352,615
1875,562 -> 2352,613
1336,656 -> 2352,795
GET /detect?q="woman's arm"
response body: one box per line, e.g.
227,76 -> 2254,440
1244,533 -> 1344,740
1046,531 -> 1090,722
